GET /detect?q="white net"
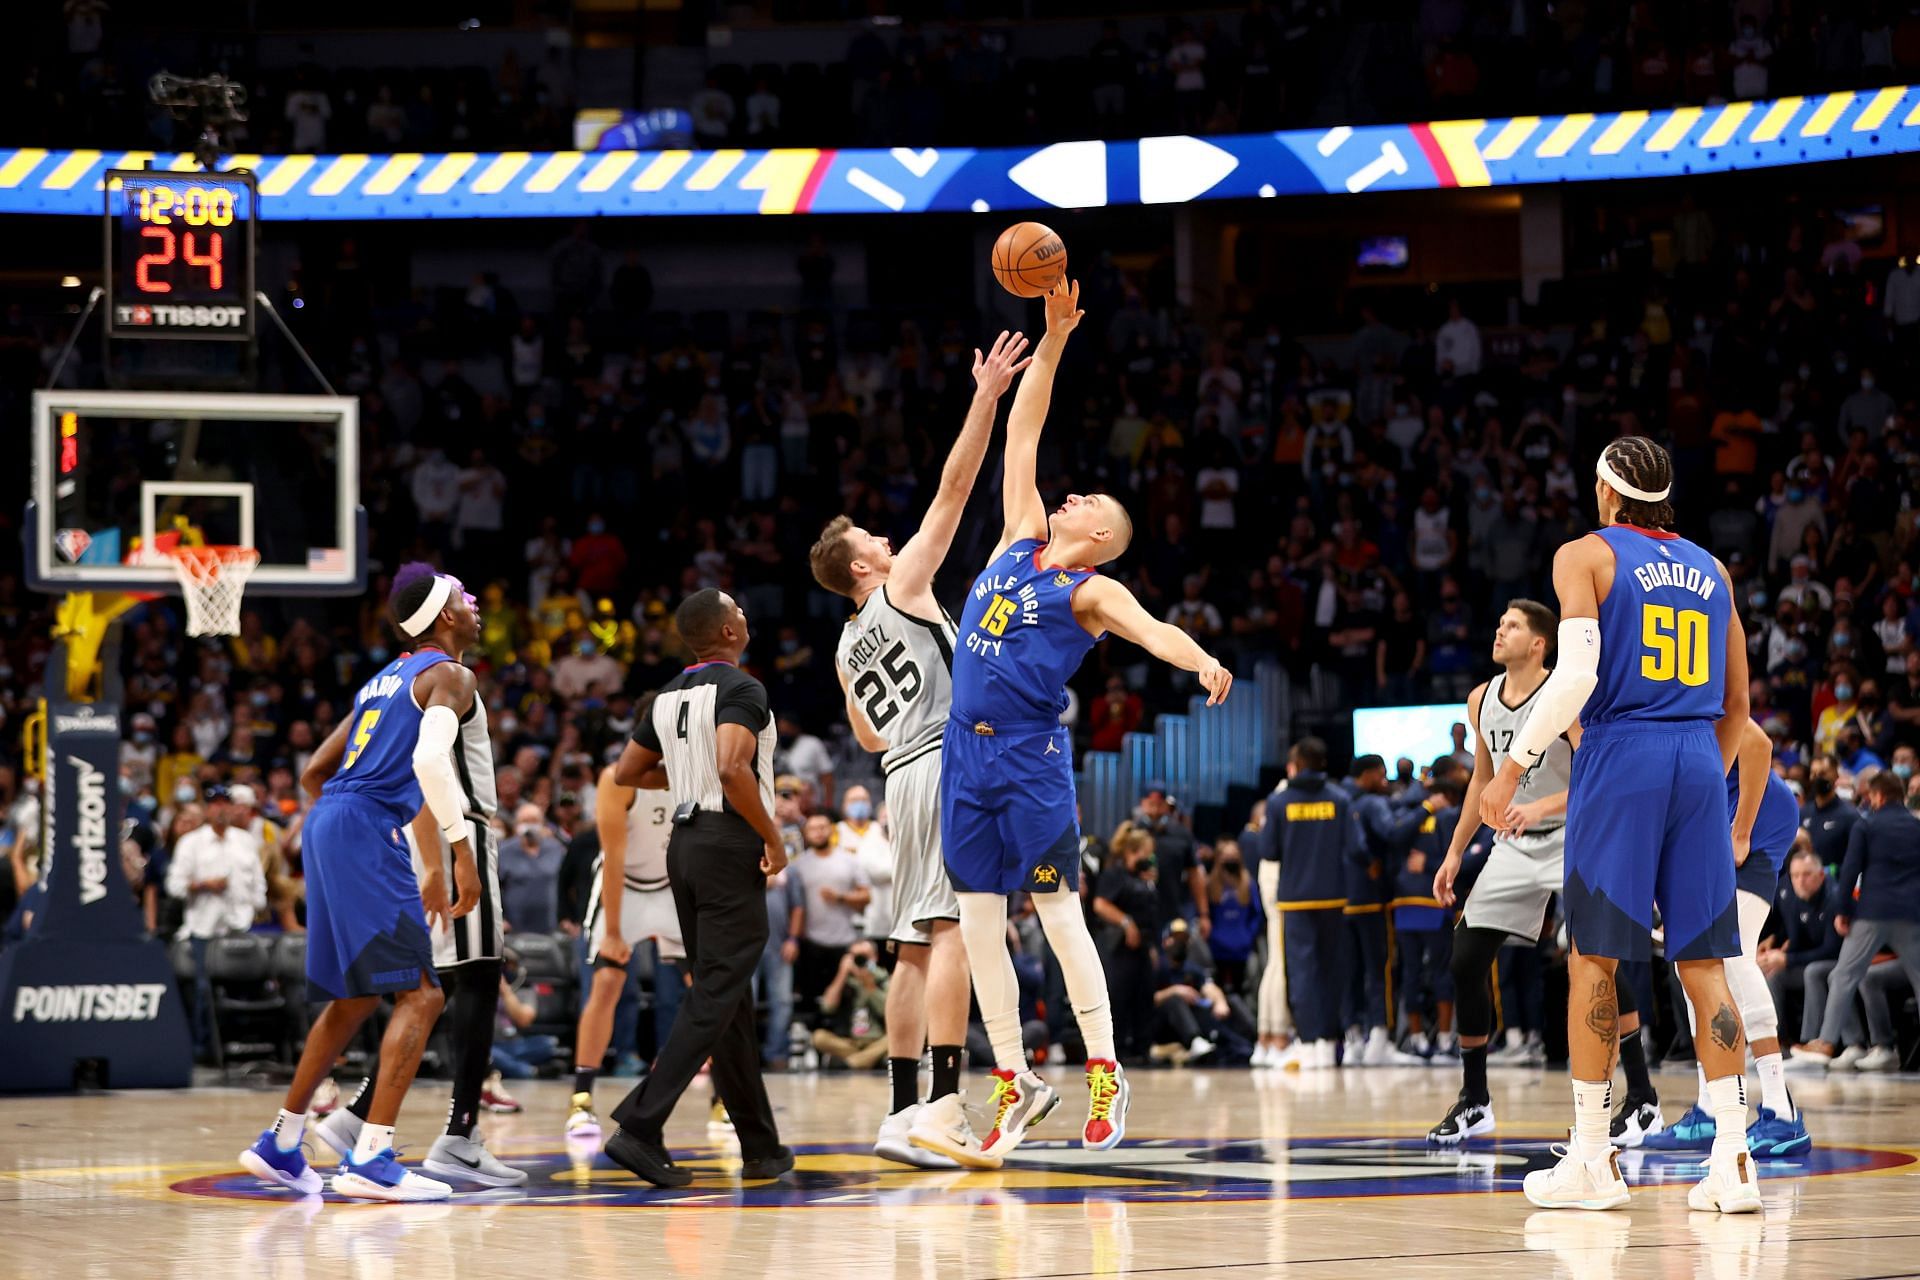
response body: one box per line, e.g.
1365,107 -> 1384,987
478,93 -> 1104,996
168,546 -> 261,637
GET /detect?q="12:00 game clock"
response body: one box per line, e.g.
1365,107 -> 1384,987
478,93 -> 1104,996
104,170 -> 256,341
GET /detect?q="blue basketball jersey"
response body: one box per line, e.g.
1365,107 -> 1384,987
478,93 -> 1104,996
320,649 -> 454,824
952,538 -> 1100,724
1725,766 -> 1801,867
1584,525 -> 1730,726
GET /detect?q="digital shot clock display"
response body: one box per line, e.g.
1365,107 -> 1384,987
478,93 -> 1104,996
104,170 -> 256,341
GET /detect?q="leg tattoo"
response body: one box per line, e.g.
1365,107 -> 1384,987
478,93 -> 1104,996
1709,1002 -> 1743,1052
1584,975 -> 1618,1043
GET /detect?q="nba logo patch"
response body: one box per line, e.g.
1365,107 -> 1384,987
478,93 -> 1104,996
53,528 -> 92,563
1658,545 -> 1673,558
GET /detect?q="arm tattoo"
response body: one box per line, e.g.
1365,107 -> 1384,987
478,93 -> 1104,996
1709,1002 -> 1743,1052
1584,975 -> 1618,1043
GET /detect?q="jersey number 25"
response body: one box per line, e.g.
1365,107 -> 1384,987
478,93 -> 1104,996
852,641 -> 922,732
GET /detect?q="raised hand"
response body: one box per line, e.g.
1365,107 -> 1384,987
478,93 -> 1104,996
1043,278 -> 1083,337
972,329 -> 1034,398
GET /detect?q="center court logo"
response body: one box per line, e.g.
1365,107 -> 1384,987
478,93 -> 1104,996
172,1137 -> 1911,1209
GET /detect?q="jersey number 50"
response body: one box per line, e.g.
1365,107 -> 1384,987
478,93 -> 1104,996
1641,604 -> 1710,687
852,641 -> 922,732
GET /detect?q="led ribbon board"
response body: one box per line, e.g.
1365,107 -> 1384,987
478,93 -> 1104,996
1,86 -> 1915,219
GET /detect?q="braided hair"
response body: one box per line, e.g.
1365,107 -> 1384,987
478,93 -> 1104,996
1602,436 -> 1675,530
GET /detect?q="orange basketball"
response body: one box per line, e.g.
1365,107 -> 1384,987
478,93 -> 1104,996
992,222 -> 1067,298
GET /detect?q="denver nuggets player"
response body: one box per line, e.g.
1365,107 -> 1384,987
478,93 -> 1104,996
921,280 -> 1233,1166
239,564 -> 483,1201
1479,437 -> 1762,1213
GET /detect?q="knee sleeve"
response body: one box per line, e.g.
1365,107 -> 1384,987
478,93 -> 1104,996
1726,890 -> 1780,1041
957,893 -> 1025,1071
1450,924 -> 1507,1039
1032,890 -> 1116,1062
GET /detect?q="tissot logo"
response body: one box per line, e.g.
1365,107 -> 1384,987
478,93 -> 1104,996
117,304 -> 245,329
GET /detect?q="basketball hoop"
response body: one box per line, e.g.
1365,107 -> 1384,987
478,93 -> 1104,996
167,545 -> 260,637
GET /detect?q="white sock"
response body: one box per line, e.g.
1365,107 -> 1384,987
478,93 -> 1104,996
1706,1074 -> 1749,1161
271,1109 -> 307,1152
1755,1052 -> 1792,1121
352,1122 -> 396,1164
1573,1078 -> 1612,1159
1032,889 -> 1116,1062
1695,1062 -> 1710,1112
957,893 -> 1027,1073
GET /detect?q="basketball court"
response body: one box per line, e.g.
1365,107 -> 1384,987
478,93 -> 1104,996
6,1066 -> 1918,1278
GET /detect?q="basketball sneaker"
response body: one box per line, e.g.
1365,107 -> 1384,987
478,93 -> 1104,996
1083,1060 -> 1130,1151
310,1078 -> 341,1118
313,1107 -> 363,1158
1687,1146 -> 1763,1213
1522,1138 -> 1631,1211
423,1132 -> 528,1187
904,1093 -> 992,1169
565,1092 -> 602,1139
334,1149 -> 453,1202
1745,1108 -> 1812,1158
1830,1044 -> 1868,1070
1857,1045 -> 1899,1072
239,1131 -> 324,1195
1640,1103 -> 1714,1150
708,1098 -> 736,1137
1427,1092 -> 1495,1146
1274,1041 -> 1310,1071
1608,1092 -> 1664,1148
479,1071 -> 522,1114
979,1069 -> 1058,1160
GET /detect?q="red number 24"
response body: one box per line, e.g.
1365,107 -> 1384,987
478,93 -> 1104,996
134,227 -> 223,293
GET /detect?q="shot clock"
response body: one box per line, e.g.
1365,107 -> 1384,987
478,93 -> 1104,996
104,170 -> 256,341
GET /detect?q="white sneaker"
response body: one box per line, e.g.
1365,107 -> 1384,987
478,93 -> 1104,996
1785,1046 -> 1832,1075
979,1069 -> 1058,1160
333,1150 -> 454,1202
313,1107 -> 363,1157
1276,1041 -> 1310,1071
1487,1029 -> 1528,1063
1831,1044 -> 1867,1071
1688,1146 -> 1763,1214
1344,1028 -> 1367,1063
1522,1139 -> 1631,1211
1187,1036 -> 1216,1062
422,1132 -> 528,1187
1857,1044 -> 1899,1072
310,1077 -> 341,1117
1434,1031 -> 1460,1058
1518,1033 -> 1547,1065
883,1101 -> 963,1169
1254,1043 -> 1278,1067
1314,1039 -> 1338,1070
1409,1032 -> 1433,1058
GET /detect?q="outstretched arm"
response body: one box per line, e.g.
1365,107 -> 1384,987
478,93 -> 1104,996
995,280 -> 1083,560
890,330 -> 1031,598
1075,576 -> 1233,706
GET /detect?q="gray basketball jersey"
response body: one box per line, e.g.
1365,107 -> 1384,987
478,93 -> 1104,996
1478,671 -> 1573,835
836,584 -> 956,774
455,699 -> 498,819
616,787 -> 672,892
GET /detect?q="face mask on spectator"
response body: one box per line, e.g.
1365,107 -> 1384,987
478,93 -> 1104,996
369,646 -> 390,665
845,799 -> 873,822
1749,590 -> 1768,611
1895,763 -> 1914,780
1835,683 -> 1855,702
174,782 -> 196,805
1811,775 -> 1834,798
1862,375 -> 1876,391
1785,486 -> 1805,503
1833,634 -> 1852,651
251,691 -> 271,708
1837,784 -> 1856,803
500,716 -> 519,736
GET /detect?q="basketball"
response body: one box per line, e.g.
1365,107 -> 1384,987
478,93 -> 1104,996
992,222 -> 1067,297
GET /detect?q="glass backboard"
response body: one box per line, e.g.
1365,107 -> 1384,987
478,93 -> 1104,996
28,390 -> 364,595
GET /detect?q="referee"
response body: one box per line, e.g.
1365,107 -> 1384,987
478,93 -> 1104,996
603,589 -> 793,1186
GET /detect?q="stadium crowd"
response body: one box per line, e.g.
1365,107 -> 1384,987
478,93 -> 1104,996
22,1 -> 1920,157
5,68 -> 1920,1075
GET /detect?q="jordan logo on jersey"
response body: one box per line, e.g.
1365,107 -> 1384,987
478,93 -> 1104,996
1044,739 -> 1060,755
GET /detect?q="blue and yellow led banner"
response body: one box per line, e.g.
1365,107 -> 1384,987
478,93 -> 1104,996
1,85 -> 1915,220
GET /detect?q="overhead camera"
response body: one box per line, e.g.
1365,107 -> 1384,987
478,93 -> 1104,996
148,72 -> 250,172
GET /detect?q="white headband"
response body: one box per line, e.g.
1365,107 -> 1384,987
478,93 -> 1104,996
400,575 -> 455,637
1596,453 -> 1670,504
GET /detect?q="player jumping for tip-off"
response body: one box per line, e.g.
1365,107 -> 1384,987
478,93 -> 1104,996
925,279 -> 1232,1166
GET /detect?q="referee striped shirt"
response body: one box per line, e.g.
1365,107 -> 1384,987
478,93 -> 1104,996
636,660 -> 777,833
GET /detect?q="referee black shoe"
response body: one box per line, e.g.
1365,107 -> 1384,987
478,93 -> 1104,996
604,1127 -> 693,1188
739,1146 -> 795,1180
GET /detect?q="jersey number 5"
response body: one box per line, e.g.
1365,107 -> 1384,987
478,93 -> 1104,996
852,641 -> 922,731
342,708 -> 380,770
980,594 -> 1017,637
1641,604 -> 1710,687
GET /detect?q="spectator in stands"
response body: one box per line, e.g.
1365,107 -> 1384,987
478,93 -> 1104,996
1203,839 -> 1260,993
1094,824 -> 1162,1061
569,515 -> 628,597
689,72 -> 736,145
1792,770 -> 1920,1071
812,940 -> 889,1069
1134,784 -> 1202,935
777,714 -> 836,812
1434,299 -> 1482,377
1091,675 -> 1145,753
833,786 -> 891,943
498,802 -> 564,935
1801,757 -> 1863,871
1760,840 -> 1842,1041
792,813 -> 869,1027
165,785 -> 266,1057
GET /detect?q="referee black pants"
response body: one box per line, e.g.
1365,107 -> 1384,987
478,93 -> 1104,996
611,820 -> 780,1155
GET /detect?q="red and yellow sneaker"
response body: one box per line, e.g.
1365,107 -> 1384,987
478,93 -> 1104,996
1083,1059 -> 1131,1151
980,1068 -> 1059,1160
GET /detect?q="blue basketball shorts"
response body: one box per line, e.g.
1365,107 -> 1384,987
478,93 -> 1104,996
303,795 -> 438,1002
1735,805 -> 1797,899
939,716 -> 1080,896
1562,720 -> 1739,963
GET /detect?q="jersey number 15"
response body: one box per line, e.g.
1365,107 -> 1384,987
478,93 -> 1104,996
1640,604 -> 1711,687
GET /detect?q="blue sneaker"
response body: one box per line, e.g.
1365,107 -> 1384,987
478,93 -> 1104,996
1640,1104 -> 1715,1150
334,1148 -> 453,1202
1746,1107 -> 1812,1158
238,1130 -> 323,1195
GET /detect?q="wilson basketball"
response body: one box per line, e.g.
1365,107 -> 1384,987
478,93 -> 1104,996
992,222 -> 1067,298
